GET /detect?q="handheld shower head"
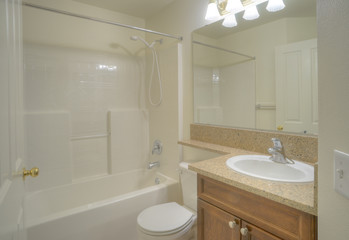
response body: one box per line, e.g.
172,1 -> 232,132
130,35 -> 163,106
130,35 -> 152,48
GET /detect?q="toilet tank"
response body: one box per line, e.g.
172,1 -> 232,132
179,162 -> 197,211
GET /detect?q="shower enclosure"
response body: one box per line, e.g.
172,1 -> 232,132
0,1 -> 182,240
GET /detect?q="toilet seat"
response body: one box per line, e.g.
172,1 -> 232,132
137,202 -> 196,237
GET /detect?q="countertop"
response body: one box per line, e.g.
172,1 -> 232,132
179,139 -> 317,216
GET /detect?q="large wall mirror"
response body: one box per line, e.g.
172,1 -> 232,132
192,0 -> 317,135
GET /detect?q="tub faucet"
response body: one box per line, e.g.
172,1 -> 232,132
148,161 -> 160,169
268,138 -> 294,164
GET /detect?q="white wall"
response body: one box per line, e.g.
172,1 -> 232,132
318,0 -> 349,239
23,0 -> 145,54
146,0 -> 212,164
146,41 -> 180,179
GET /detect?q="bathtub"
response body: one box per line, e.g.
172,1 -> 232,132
24,170 -> 179,240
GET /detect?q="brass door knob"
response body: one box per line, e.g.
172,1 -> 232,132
23,167 -> 39,180
277,125 -> 284,131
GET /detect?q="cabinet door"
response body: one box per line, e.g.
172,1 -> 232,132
198,199 -> 240,240
240,221 -> 282,240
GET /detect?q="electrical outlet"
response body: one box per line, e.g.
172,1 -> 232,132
334,150 -> 349,199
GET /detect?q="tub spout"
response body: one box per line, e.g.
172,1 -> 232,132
148,161 -> 160,169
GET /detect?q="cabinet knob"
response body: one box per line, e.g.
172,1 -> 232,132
240,227 -> 249,236
228,220 -> 237,229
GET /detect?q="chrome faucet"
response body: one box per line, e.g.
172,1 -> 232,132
148,161 -> 160,169
268,138 -> 294,164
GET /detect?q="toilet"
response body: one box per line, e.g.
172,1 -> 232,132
137,162 -> 197,240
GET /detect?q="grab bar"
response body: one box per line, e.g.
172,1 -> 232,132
71,132 -> 110,141
255,103 -> 276,110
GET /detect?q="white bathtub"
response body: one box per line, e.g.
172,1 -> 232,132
24,170 -> 179,240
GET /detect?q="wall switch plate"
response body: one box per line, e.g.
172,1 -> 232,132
334,150 -> 349,199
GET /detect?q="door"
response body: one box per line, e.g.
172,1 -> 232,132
275,39 -> 318,134
240,221 -> 282,240
198,199 -> 241,240
0,0 -> 27,239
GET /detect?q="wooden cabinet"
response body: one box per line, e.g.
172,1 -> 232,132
197,175 -> 317,240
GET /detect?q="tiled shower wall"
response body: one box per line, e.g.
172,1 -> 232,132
24,43 -> 148,191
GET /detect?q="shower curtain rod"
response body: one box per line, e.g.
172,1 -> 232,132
192,40 -> 255,60
22,2 -> 183,41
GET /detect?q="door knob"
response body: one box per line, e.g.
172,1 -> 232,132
277,125 -> 284,131
23,167 -> 39,180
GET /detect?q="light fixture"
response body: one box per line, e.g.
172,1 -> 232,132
222,13 -> 238,27
243,4 -> 260,21
204,0 -> 286,28
266,0 -> 285,12
226,0 -> 244,13
205,0 -> 221,21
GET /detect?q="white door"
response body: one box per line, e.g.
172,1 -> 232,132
0,0 -> 27,239
275,39 -> 318,134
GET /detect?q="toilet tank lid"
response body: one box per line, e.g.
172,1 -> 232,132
179,162 -> 197,175
137,202 -> 194,233
179,162 -> 189,170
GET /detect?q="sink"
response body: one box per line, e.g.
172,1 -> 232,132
226,155 -> 314,183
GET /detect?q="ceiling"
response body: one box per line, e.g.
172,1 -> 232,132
73,0 -> 177,19
195,0 -> 317,39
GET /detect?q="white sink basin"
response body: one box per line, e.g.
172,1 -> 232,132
226,155 -> 314,183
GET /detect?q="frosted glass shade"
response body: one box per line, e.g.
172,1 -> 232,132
222,14 -> 237,28
226,0 -> 244,13
205,2 -> 220,21
243,5 -> 260,20
266,0 -> 285,12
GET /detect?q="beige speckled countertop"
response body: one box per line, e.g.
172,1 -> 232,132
179,139 -> 317,216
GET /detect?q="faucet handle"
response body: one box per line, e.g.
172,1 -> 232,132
152,140 -> 162,155
271,138 -> 283,149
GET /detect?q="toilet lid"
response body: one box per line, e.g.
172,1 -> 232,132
137,202 -> 194,234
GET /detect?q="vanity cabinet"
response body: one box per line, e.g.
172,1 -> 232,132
197,175 -> 317,240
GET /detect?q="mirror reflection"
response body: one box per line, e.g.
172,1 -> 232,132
193,0 -> 317,134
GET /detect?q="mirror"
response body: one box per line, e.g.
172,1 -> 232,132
193,0 -> 317,135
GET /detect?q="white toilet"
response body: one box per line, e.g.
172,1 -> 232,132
137,162 -> 197,240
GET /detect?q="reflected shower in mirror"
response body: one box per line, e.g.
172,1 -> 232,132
193,0 -> 317,135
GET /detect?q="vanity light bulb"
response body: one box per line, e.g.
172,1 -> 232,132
243,5 -> 260,21
226,0 -> 244,13
222,14 -> 238,28
205,2 -> 221,21
266,0 -> 285,12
